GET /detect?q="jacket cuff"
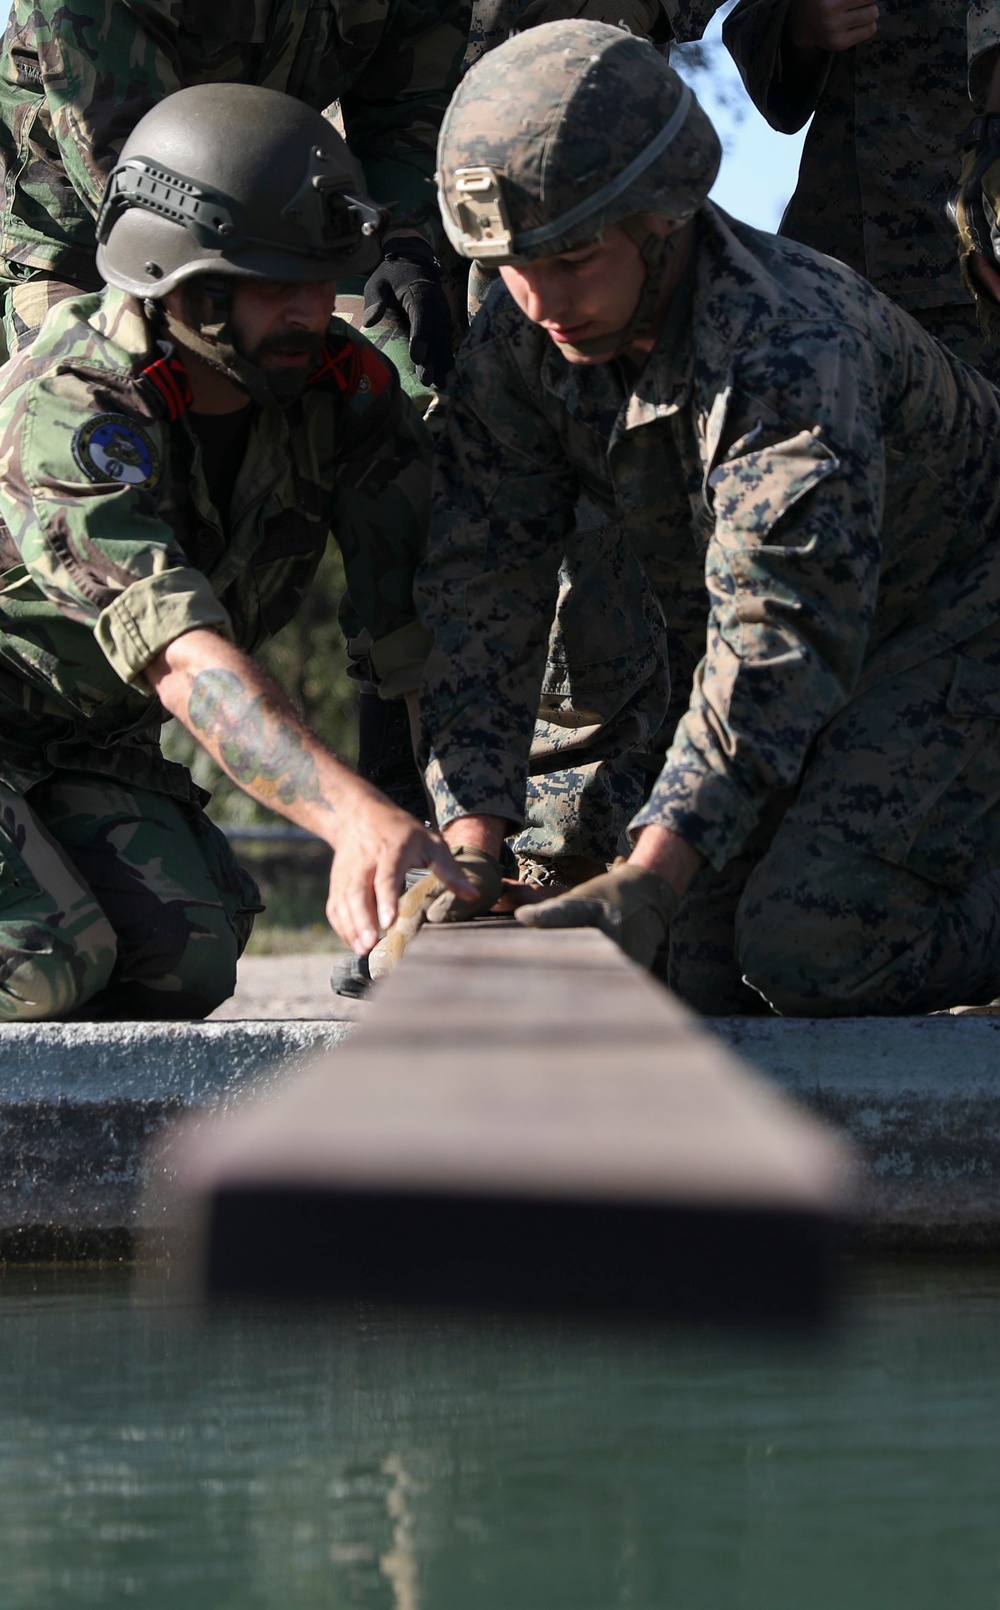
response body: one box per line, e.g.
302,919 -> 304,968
628,762 -> 759,870
423,748 -> 524,833
95,567 -> 233,689
370,619 -> 434,699
723,0 -> 829,132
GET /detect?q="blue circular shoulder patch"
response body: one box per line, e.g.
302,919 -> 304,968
72,414 -> 160,489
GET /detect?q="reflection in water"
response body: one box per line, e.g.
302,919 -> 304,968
0,1264 -> 998,1607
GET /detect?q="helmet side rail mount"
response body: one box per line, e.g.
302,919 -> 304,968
96,155 -> 385,265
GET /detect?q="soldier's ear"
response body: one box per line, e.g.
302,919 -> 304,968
644,214 -> 685,239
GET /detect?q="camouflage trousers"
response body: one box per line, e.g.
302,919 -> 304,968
0,771 -> 261,1021
666,626 -> 1000,1017
1,274 -> 89,358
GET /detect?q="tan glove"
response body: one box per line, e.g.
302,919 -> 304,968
367,846 -> 503,979
514,858 -> 679,969
952,115 -> 1000,338
516,0 -> 662,39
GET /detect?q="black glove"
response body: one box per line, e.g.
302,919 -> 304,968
952,114 -> 1000,335
362,237 -> 454,388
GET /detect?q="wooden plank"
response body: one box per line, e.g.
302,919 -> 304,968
161,920 -> 856,1324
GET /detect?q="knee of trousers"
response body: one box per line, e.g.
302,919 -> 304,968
133,920 -> 245,1019
0,914 -> 118,1021
733,828 -> 948,1017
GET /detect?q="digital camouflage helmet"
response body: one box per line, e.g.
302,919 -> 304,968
437,21 -> 720,356
97,83 -> 382,296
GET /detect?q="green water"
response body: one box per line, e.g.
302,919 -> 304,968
0,1264 -> 998,1609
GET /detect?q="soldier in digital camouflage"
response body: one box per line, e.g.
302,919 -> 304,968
0,0 -> 470,398
396,22 -> 1000,1017
0,84 -> 474,1021
723,0 -> 1000,382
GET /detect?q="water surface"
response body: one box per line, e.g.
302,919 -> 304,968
0,1263 -> 997,1608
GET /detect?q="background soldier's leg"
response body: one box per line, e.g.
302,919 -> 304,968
512,508 -> 670,881
736,630 -> 1000,1016
355,682 -> 427,819
33,774 -> 262,1020
0,784 -> 116,1020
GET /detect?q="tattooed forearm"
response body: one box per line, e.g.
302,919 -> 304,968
189,668 -> 333,812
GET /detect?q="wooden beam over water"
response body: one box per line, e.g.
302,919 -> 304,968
164,921 -> 856,1324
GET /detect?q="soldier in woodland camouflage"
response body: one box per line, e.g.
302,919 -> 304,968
0,85 -> 471,1020
0,0 -> 469,389
404,23 -> 1000,1016
724,0 -> 1000,380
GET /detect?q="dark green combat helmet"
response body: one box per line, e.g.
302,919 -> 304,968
97,83 -> 382,296
96,84 -> 384,407
437,20 -> 720,355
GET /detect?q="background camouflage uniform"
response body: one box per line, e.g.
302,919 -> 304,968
418,204 -> 1000,1014
969,0 -> 1000,105
723,0 -> 1000,379
0,0 -> 469,372
0,285 -> 432,1019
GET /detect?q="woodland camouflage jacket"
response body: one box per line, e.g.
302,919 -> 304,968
0,286 -> 431,798
417,204 -> 1000,870
723,0 -> 972,312
0,0 -> 469,285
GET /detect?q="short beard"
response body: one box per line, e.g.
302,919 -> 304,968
244,328 -> 326,401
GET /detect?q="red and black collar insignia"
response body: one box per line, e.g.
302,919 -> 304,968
137,351 -> 193,420
306,337 -> 391,399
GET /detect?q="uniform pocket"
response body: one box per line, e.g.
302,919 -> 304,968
708,426 -> 840,549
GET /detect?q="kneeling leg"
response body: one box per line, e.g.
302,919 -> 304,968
0,784 -> 117,1020
34,775 -> 262,1020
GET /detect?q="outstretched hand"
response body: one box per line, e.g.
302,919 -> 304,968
327,794 -> 476,955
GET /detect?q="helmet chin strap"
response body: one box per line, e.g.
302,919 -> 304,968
555,219 -> 687,363
156,279 -> 304,411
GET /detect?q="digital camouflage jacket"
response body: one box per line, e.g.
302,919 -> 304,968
418,203 -> 1000,871
0,285 -> 431,798
723,0 -> 971,312
0,0 -> 470,285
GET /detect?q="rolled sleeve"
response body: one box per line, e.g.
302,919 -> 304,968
95,566 -> 233,689
629,740 -> 761,868
369,618 -> 433,698
423,747 -> 526,833
723,0 -> 830,133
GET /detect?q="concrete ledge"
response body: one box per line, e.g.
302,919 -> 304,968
711,1016 -> 1000,1250
4,1013 -> 1000,1256
0,1021 -> 351,1253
